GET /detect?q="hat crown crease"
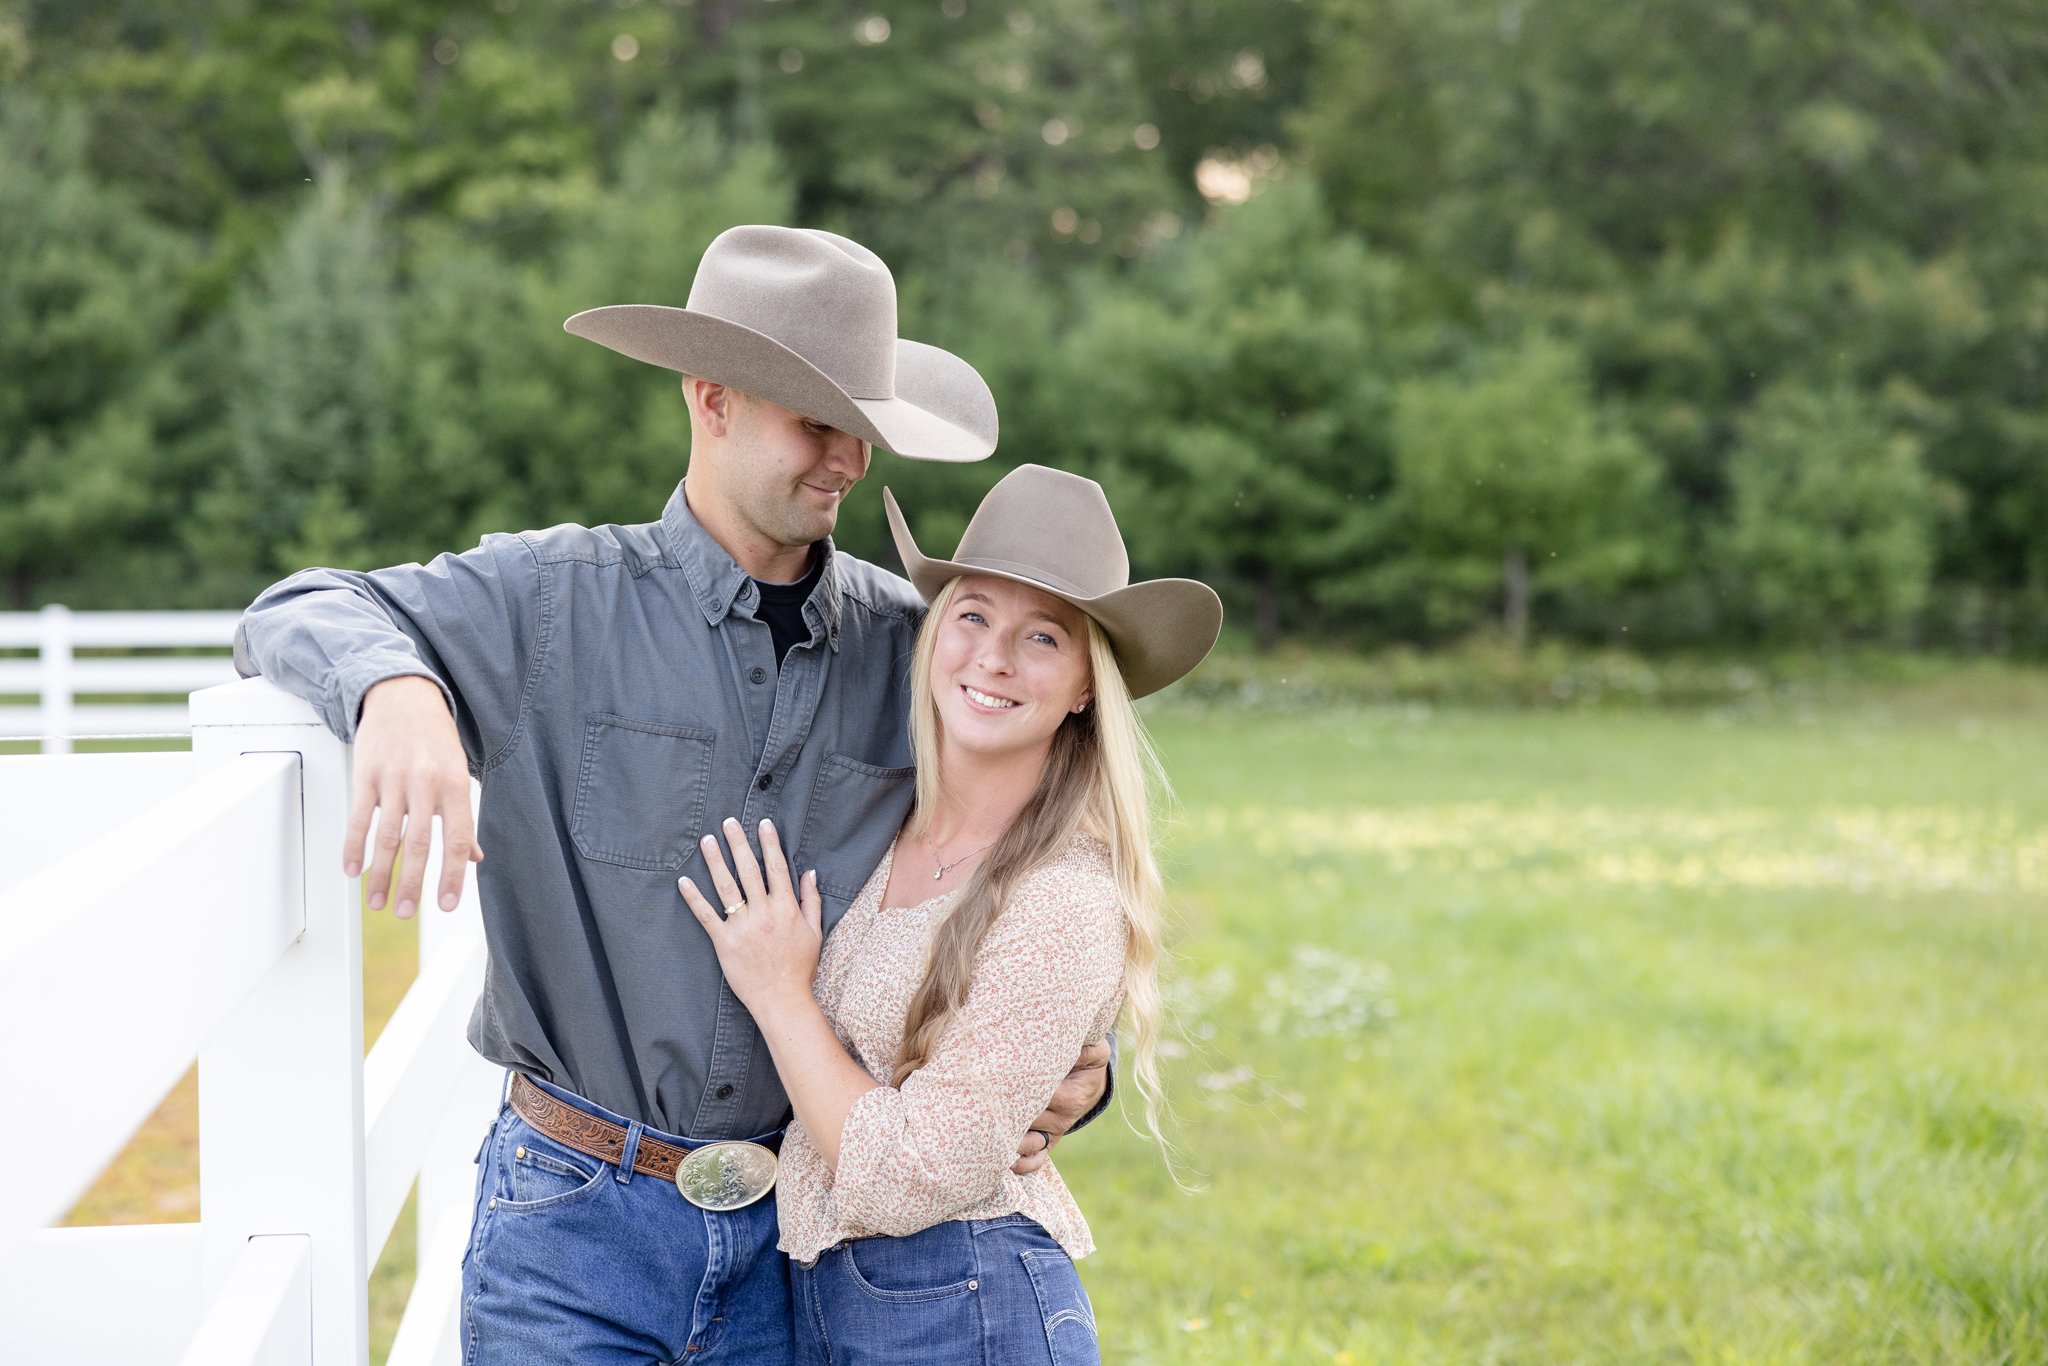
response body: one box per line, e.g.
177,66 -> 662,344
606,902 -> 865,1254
686,227 -> 898,400
954,473 -> 1131,599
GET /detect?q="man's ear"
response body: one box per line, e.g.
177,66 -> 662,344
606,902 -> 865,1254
687,377 -> 737,438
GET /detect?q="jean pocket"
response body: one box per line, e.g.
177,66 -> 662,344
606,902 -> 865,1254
570,712 -> 716,870
1021,1248 -> 1100,1365
497,1131 -> 608,1211
841,1224 -> 978,1304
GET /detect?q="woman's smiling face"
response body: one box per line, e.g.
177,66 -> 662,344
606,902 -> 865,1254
930,574 -> 1095,762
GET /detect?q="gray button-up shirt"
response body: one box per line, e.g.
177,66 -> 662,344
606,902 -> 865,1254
236,482 -> 922,1137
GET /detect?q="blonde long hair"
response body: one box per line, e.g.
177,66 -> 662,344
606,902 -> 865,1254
893,577 -> 1174,1161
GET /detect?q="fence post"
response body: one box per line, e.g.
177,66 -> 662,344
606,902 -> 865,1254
40,604 -> 72,756
192,678 -> 370,1366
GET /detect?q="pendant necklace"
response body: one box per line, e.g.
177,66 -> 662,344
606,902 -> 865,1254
926,833 -> 997,881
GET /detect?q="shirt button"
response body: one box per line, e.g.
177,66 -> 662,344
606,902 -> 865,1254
749,667 -> 767,684
757,774 -> 772,790
716,1084 -> 735,1100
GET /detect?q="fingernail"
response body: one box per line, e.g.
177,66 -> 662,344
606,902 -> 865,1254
724,817 -> 741,830
440,892 -> 458,911
368,892 -> 385,910
679,877 -> 695,891
701,834 -> 716,847
345,861 -> 361,877
397,899 -> 416,919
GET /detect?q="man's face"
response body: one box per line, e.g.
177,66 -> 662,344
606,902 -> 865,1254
715,392 -> 873,551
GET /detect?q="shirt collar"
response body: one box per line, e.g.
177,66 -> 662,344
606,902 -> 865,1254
659,481 -> 845,651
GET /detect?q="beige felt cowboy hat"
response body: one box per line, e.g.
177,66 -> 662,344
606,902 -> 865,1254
886,464 -> 1224,698
563,225 -> 997,462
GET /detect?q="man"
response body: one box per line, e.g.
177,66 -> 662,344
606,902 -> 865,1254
235,226 -> 1109,1362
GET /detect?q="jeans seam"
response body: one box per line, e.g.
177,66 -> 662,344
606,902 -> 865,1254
1019,1247 -> 1098,1363
805,1259 -> 834,1363
461,1275 -> 485,1366
973,1230 -> 993,1366
687,1203 -> 725,1350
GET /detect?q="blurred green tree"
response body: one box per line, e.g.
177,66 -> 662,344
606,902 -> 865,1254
1296,0 -> 2048,641
1721,383 -> 1941,642
1384,337 -> 1664,647
1059,180 -> 1403,648
0,96 -> 192,608
223,175 -> 399,573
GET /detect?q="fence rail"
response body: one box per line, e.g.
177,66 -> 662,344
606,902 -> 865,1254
0,676 -> 501,1364
0,606 -> 243,751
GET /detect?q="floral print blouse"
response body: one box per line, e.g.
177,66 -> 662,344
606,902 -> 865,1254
776,831 -> 1128,1264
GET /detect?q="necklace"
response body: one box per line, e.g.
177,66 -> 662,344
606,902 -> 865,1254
925,832 -> 997,881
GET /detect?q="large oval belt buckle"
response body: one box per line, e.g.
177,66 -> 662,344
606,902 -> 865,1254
675,1141 -> 779,1211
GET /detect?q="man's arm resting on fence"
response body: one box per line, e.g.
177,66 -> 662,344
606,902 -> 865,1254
234,534 -> 544,917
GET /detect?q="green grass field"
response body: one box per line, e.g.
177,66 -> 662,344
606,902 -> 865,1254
60,669 -> 2047,1363
1075,691 -> 2046,1363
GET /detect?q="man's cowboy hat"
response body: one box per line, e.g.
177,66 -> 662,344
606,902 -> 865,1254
563,225 -> 997,462
886,464 -> 1223,698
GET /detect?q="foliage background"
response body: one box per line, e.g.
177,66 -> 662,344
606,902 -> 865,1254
7,0 -> 2047,653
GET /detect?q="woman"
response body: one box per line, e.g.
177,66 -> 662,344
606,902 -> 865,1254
677,464 -> 1221,1364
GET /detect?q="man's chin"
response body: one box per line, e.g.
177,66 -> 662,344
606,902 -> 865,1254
777,513 -> 837,549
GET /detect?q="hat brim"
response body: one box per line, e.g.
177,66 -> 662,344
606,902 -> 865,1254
563,305 -> 996,462
886,488 -> 1222,699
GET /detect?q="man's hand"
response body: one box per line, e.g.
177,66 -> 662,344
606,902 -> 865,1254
346,676 -> 481,918
1012,1038 -> 1111,1175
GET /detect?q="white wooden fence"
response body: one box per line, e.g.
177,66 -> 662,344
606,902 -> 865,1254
0,676 -> 502,1365
0,606 -> 243,752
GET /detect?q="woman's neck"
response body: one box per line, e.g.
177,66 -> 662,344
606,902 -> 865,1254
923,736 -> 1048,849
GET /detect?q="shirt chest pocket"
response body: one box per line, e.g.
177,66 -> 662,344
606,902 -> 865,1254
570,712 -> 716,871
802,751 -> 916,913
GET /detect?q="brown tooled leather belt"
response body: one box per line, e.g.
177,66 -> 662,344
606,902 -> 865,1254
508,1074 -> 779,1181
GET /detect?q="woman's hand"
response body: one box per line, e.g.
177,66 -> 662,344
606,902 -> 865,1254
679,817 -> 823,1015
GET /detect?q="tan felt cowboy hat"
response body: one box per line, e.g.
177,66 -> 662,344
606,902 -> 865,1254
886,464 -> 1224,698
563,225 -> 997,462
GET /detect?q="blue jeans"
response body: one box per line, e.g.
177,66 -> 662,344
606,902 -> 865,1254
460,1075 -> 793,1364
792,1214 -> 1100,1366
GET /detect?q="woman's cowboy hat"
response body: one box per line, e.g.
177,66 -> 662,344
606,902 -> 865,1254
563,225 -> 997,462
886,464 -> 1223,698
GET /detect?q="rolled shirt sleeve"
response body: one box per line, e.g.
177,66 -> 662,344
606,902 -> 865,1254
827,865 -> 1127,1236
233,532 -> 544,767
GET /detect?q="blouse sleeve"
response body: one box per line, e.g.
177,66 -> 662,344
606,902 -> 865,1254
828,851 -> 1126,1236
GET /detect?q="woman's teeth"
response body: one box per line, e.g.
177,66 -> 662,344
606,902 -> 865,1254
965,686 -> 1017,710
